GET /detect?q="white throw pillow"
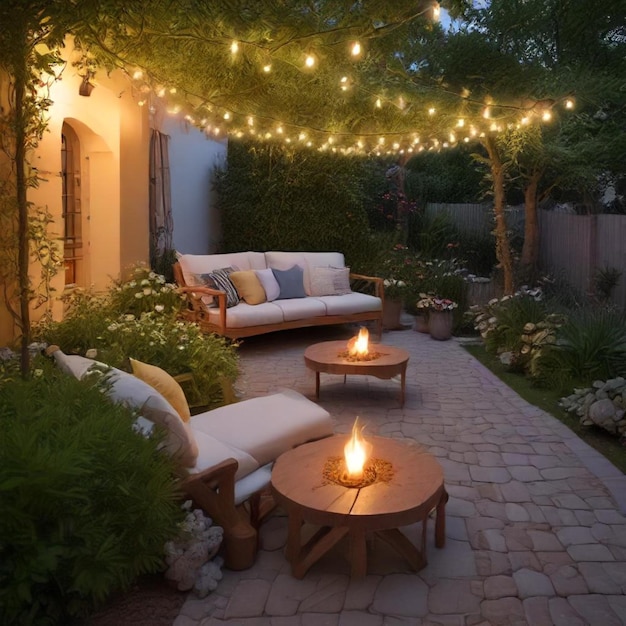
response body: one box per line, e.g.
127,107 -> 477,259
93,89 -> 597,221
310,266 -> 352,296
48,348 -> 199,467
254,268 -> 281,301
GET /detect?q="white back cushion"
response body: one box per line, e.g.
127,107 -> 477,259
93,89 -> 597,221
177,252 -> 266,286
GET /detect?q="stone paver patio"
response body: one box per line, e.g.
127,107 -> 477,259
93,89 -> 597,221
174,322 -> 626,626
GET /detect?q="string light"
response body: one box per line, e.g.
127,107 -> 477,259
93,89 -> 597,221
142,58 -> 574,156
231,41 -> 239,54
433,3 -> 441,19
263,64 -> 272,73
351,42 -> 361,56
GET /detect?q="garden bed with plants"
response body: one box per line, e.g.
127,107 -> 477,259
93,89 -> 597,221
0,266 -> 240,624
466,285 -> 626,474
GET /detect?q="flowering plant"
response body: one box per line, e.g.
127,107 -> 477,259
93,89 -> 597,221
379,244 -> 414,299
109,264 -> 183,316
416,293 -> 458,312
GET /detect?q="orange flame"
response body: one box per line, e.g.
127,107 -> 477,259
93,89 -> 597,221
344,417 -> 370,478
347,326 -> 369,357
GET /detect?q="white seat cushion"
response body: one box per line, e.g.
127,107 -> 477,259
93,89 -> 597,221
233,463 -> 273,506
190,389 -> 333,467
313,292 -> 382,315
271,297 -> 327,321
188,430 -> 259,481
206,301 -> 285,328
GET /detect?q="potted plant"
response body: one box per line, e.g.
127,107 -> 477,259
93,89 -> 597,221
379,244 -> 413,330
416,293 -> 458,340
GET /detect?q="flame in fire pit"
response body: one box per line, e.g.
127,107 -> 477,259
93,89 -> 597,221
347,327 -> 369,357
344,417 -> 370,479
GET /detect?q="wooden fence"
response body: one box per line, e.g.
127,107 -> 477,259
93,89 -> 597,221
426,203 -> 626,310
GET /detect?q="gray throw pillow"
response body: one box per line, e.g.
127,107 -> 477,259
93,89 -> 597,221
272,265 -> 306,299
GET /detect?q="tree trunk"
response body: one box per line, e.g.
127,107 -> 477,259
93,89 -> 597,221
15,42 -> 31,377
521,169 -> 541,280
484,135 -> 514,295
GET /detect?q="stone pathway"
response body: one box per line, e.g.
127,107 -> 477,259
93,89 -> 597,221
175,324 -> 626,626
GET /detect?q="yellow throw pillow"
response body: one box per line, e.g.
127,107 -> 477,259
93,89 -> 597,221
229,270 -> 267,305
129,358 -> 191,423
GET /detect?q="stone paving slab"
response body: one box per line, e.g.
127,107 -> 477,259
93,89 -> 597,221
175,324 -> 626,626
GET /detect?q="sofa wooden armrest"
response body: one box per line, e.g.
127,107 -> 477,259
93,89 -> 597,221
181,458 -> 261,571
349,273 -> 385,300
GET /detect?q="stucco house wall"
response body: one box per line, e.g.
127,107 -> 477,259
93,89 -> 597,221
0,39 -> 226,346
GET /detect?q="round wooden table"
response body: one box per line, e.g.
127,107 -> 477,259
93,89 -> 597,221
304,340 -> 410,406
271,435 -> 448,579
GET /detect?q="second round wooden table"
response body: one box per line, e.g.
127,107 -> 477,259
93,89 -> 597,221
271,435 -> 448,578
304,340 -> 410,406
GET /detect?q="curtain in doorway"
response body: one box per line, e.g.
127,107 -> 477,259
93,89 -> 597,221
149,129 -> 173,268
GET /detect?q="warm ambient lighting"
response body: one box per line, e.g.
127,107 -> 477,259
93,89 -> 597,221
347,327 -> 369,358
344,417 -> 370,480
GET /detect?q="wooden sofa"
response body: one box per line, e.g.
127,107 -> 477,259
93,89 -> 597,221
174,251 -> 384,339
46,347 -> 334,570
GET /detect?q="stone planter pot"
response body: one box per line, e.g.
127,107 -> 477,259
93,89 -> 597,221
413,313 -> 430,333
382,298 -> 404,330
428,310 -> 454,341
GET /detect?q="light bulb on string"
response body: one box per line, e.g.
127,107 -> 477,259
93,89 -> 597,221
565,98 -> 574,109
305,54 -> 316,68
542,110 -> 552,122
132,69 -> 143,80
432,3 -> 441,20
457,118 -> 465,127
428,107 -> 436,115
231,41 -> 239,54
375,98 -> 382,108
263,64 -> 272,73
351,41 -> 361,56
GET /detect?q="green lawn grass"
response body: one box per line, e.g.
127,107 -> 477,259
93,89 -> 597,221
464,344 -> 626,475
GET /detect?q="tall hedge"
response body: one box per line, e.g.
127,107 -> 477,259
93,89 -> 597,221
214,140 -> 391,271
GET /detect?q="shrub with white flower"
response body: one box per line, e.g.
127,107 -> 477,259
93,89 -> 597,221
109,264 -> 183,317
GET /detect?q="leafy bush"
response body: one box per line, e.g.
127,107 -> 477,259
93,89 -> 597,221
0,360 -> 183,624
534,308 -> 626,391
407,211 -> 460,258
215,139 -> 386,272
455,231 -> 498,277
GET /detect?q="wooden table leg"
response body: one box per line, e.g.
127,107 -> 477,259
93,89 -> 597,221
292,526 -> 349,579
315,371 -> 320,399
377,528 -> 426,571
435,489 -> 448,548
286,508 -> 304,563
350,528 -> 367,578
